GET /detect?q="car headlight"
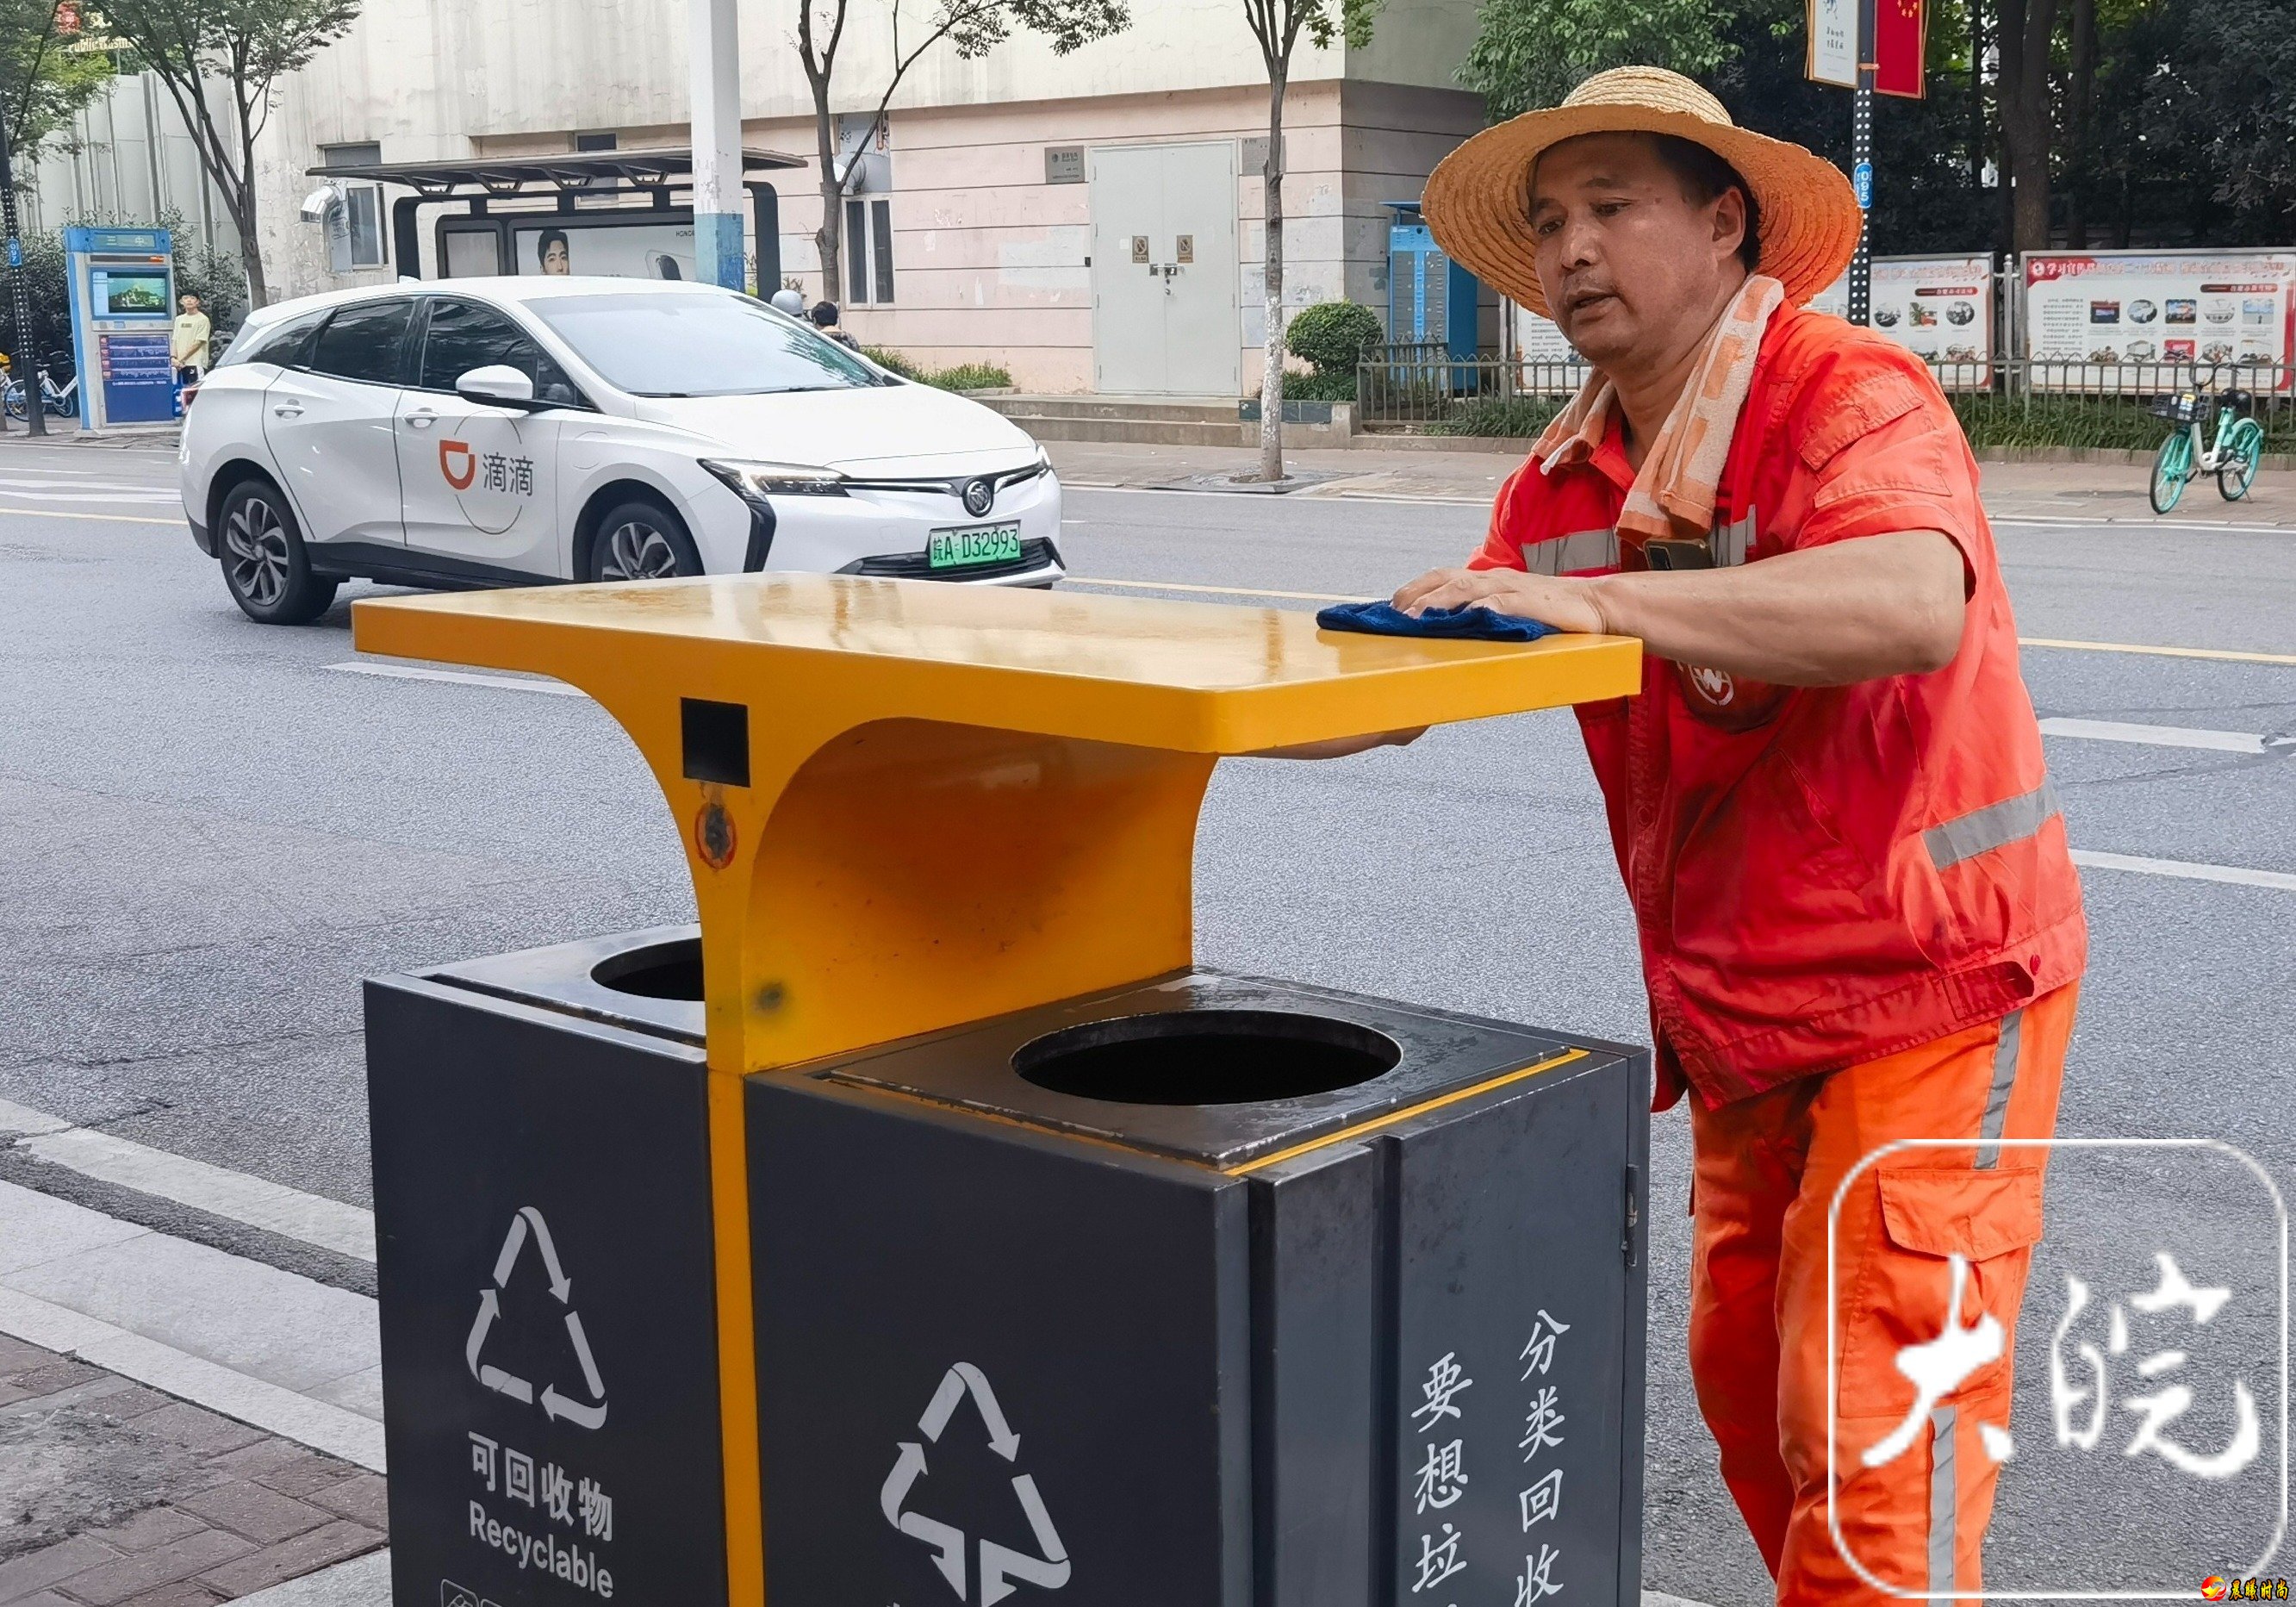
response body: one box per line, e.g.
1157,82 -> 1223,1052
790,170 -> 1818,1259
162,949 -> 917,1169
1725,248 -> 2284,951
1035,445 -> 1051,472
700,458 -> 849,500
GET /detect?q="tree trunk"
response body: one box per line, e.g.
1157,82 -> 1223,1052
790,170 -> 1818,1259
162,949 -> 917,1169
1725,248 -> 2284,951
231,130 -> 265,308
1257,69 -> 1285,483
810,75 -> 843,307
1995,0 -> 2058,251
2065,0 -> 2094,247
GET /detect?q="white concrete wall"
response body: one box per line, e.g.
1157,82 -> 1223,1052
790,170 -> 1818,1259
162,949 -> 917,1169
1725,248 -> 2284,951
233,0 -> 1488,391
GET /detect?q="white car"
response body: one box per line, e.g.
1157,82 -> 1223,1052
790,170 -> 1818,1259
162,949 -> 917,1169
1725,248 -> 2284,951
180,277 -> 1063,624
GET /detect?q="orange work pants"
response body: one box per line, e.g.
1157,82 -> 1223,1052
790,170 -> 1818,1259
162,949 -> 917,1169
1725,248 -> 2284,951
1687,984 -> 2078,1604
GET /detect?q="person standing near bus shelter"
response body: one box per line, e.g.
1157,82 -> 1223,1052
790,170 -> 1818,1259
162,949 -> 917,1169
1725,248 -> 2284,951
171,293 -> 211,387
1292,67 -> 2087,1603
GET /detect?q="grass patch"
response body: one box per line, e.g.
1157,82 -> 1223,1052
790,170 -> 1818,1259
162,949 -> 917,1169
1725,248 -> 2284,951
859,346 -> 1011,392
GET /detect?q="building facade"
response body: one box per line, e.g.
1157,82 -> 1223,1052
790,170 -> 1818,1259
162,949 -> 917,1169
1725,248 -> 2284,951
206,0 -> 1489,394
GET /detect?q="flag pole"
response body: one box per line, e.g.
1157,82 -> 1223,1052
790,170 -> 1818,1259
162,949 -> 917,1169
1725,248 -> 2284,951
1846,0 -> 1876,325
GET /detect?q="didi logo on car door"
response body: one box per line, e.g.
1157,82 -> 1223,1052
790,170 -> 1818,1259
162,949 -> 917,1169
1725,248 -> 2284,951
436,420 -> 536,536
439,439 -> 476,490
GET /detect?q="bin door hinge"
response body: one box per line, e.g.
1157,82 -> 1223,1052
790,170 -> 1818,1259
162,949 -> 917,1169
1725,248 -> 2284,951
1623,1164 -> 1641,1267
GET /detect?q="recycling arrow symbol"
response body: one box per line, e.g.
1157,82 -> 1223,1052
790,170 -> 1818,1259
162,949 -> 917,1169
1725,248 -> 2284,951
464,1206 -> 609,1430
880,1361 -> 1069,1604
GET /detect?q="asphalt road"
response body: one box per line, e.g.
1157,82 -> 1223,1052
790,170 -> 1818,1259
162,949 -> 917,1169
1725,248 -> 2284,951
3,440 -> 2293,1604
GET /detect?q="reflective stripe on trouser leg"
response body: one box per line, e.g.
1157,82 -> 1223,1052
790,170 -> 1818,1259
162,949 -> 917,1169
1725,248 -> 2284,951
1974,1010 -> 2023,1171
1929,1406 -> 1957,1594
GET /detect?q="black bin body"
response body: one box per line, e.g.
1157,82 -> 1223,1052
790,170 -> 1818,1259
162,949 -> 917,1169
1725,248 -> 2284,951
364,927 -> 725,1607
749,969 -> 1650,1607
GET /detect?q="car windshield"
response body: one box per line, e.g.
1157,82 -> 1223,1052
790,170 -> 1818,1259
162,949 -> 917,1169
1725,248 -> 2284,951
526,292 -> 887,397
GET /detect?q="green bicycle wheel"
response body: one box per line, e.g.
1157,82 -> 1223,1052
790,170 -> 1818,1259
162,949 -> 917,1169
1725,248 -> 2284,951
2218,417 -> 2264,501
2150,430 -> 2193,514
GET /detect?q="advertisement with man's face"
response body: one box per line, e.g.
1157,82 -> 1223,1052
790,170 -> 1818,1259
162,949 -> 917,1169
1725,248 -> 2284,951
513,221 -> 698,283
2023,252 -> 2296,390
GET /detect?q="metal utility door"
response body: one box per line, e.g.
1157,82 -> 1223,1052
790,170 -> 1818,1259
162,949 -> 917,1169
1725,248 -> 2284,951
1090,142 -> 1240,396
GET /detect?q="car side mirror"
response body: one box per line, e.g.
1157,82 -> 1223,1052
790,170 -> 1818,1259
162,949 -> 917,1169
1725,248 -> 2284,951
455,364 -> 540,408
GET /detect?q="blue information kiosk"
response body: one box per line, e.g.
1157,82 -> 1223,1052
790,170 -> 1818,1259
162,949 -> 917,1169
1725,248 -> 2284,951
62,227 -> 177,429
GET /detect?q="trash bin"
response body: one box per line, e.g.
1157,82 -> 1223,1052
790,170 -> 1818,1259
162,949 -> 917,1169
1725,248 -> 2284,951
365,927 -> 720,1607
749,969 -> 1649,1607
350,574 -> 1651,1607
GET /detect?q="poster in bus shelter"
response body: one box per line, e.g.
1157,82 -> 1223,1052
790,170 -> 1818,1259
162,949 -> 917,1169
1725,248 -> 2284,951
1510,252 -> 1991,387
2022,250 -> 2296,392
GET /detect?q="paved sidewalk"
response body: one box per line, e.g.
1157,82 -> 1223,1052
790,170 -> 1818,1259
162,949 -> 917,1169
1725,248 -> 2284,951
1046,438 -> 2296,526
0,1336 -> 385,1607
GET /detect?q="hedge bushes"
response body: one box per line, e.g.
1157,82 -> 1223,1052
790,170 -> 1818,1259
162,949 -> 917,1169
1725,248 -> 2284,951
859,346 -> 1012,392
1279,300 -> 1384,402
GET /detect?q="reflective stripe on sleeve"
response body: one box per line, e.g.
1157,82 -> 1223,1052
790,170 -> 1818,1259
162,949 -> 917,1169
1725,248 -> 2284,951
1521,527 -> 1618,576
1924,780 -> 2063,872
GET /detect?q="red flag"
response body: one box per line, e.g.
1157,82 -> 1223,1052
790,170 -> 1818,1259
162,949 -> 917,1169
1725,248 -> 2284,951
1875,0 -> 1926,97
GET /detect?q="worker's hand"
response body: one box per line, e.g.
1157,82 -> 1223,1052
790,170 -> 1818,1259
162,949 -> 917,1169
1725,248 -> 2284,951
1393,567 -> 1611,636
1245,727 -> 1428,760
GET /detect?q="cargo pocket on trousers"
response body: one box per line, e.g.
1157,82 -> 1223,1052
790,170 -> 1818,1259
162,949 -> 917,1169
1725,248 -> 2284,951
1838,1167 -> 2047,1417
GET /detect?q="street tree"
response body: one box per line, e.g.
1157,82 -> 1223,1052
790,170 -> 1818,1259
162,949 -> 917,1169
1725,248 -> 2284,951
2,0 -> 113,159
795,0 -> 1126,308
1242,0 -> 1380,484
92,0 -> 363,307
1460,0 -> 1732,120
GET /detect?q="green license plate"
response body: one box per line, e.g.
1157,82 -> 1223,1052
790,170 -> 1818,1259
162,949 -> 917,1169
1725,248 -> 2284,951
927,523 -> 1023,569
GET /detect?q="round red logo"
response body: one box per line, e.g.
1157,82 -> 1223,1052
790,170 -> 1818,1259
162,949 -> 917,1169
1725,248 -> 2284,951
2202,1578 -> 2230,1601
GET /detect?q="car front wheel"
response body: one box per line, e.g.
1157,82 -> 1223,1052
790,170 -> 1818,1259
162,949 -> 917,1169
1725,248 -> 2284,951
219,479 -> 339,625
587,498 -> 704,582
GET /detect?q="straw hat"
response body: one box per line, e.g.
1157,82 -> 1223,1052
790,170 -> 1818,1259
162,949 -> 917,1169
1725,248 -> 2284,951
1423,66 -> 1862,320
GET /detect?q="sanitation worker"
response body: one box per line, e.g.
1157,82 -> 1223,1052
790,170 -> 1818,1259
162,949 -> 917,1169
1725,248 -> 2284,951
1304,67 -> 2087,1603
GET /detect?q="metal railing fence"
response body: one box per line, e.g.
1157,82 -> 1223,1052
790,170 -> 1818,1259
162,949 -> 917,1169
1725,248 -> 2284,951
1356,344 -> 2296,451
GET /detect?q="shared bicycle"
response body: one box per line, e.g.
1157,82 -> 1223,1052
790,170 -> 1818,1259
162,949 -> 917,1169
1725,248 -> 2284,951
1,352 -> 79,421
2150,364 -> 2265,514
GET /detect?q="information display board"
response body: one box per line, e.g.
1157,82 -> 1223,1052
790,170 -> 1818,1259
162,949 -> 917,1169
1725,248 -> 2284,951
61,227 -> 176,428
2022,250 -> 2296,390
1808,254 -> 1994,384
1510,252 -> 1994,389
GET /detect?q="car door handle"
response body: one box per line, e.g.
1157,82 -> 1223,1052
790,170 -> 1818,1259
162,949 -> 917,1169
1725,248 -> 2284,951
403,410 -> 436,429
271,403 -> 303,419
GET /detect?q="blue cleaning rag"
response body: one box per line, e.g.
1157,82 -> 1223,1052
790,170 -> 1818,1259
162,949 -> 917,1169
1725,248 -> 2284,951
1316,599 -> 1559,643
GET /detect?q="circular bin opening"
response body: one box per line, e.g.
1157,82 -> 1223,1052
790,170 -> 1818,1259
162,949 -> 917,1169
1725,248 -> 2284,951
590,937 -> 703,1001
1013,1009 -> 1401,1106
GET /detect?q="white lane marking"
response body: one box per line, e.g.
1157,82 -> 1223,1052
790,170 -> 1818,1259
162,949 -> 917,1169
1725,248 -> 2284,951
1994,516 -> 2296,536
0,1178 -> 383,1469
2041,717 -> 2273,754
2072,849 -> 2296,893
0,1096 -> 374,1261
323,661 -> 587,698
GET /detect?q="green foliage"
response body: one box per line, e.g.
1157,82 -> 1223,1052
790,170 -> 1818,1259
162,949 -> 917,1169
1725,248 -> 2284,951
860,346 -> 1011,391
1461,0 -> 1733,118
0,0 -> 112,156
926,361 -> 1013,391
939,0 -> 1131,59
1285,301 -> 1382,376
1425,396 -> 1570,437
102,0 -> 364,103
1281,367 -> 1359,401
859,344 -> 923,380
